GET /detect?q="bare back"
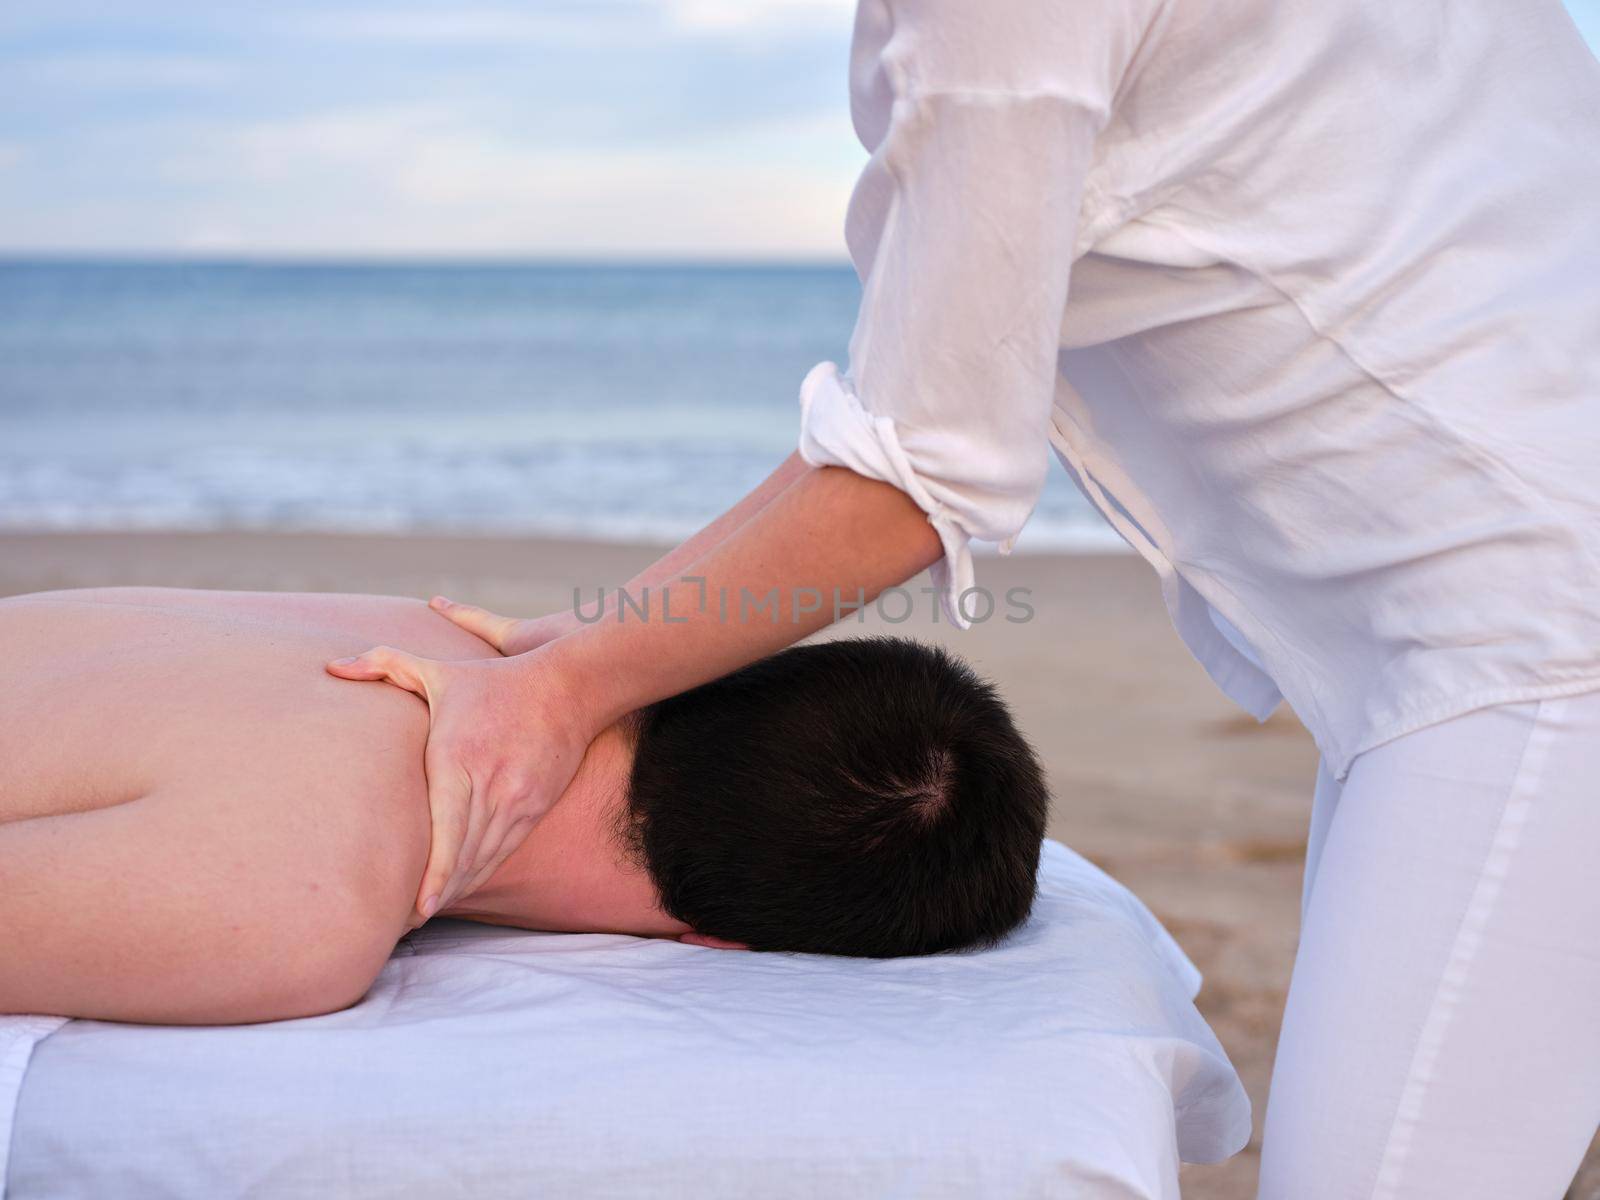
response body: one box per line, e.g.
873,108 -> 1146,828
0,588 -> 497,1024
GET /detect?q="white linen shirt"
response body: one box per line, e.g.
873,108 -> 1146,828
798,0 -> 1600,779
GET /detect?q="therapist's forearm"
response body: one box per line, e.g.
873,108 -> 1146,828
569,451 -> 811,627
622,451 -> 809,592
543,463 -> 943,733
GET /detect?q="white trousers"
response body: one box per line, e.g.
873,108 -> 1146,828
1258,688 -> 1600,1199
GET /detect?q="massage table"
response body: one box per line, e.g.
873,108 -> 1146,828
1,840 -> 1250,1198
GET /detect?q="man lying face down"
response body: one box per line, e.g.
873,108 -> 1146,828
0,589 -> 1048,1026
609,632 -> 1048,958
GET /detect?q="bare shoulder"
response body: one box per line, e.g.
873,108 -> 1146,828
4,587 -> 497,661
0,589 -> 487,826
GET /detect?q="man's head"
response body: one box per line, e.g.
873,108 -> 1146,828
617,636 -> 1049,957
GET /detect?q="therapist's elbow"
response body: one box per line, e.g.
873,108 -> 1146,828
803,463 -> 945,576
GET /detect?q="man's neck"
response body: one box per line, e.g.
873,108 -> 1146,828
438,723 -> 687,938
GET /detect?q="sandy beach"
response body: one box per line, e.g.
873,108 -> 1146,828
3,530 -> 1594,1199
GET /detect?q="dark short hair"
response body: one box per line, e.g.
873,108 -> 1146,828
618,636 -> 1049,957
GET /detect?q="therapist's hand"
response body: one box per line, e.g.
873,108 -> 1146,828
424,595 -> 576,657
324,645 -> 593,926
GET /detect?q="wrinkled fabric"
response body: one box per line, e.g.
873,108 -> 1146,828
6,842 -> 1248,1199
798,0 -> 1600,779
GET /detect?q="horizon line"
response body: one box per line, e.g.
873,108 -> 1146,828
0,250 -> 857,271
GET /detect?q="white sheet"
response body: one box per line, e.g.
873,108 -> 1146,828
5,841 -> 1249,1199
0,1019 -> 65,1197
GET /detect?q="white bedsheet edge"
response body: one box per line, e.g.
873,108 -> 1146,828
0,844 -> 1226,1197
0,1018 -> 67,1200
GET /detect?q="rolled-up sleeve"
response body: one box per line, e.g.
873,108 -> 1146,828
799,0 -> 1152,626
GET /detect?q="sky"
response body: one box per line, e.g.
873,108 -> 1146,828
2,0 -> 1596,261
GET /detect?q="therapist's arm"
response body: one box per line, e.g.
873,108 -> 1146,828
438,451 -> 813,655
618,450 -> 811,598
327,461 -> 942,921
550,461 -> 942,730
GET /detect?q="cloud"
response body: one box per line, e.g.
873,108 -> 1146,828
666,0 -> 854,32
217,103 -> 456,183
284,7 -> 649,45
0,0 -> 860,259
178,225 -> 249,253
15,52 -> 235,90
154,101 -> 858,257
286,1 -> 853,44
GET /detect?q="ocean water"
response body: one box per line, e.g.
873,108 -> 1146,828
0,261 -> 1118,550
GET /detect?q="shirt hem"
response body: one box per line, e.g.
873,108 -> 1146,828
1330,675 -> 1600,781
